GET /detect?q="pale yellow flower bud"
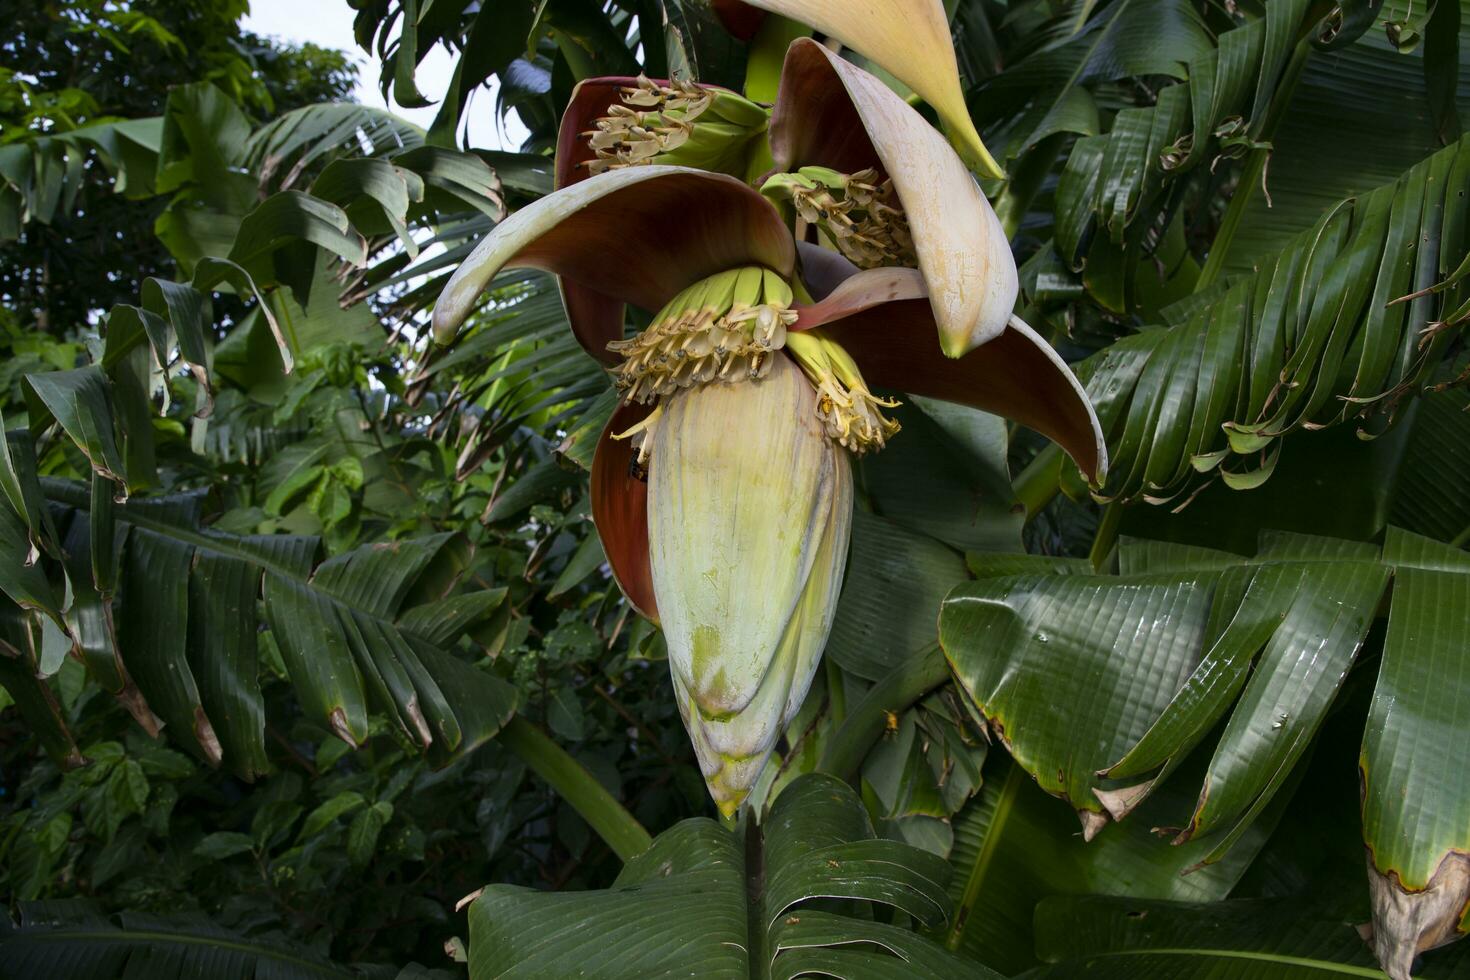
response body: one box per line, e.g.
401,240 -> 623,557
647,355 -> 852,816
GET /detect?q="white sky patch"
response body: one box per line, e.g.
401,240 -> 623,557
242,0 -> 532,152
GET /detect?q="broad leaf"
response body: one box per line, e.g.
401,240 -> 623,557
1077,137 -> 1470,503
1024,894 -> 1470,978
1360,531 -> 1470,977
976,0 -> 1214,166
825,510 -> 968,681
1220,0 -> 1470,271
0,901 -> 370,979
1046,0 -> 1312,266
0,607 -> 80,768
942,753 -> 1287,974
940,528 -> 1470,972
465,774 -> 991,979
0,480 -> 515,778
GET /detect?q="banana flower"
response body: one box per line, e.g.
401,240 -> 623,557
556,75 -> 770,182
710,0 -> 1004,179
556,41 -> 1014,359
434,61 -> 1103,818
764,38 -> 1016,356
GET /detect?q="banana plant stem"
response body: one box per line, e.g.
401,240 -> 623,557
497,715 -> 653,861
1089,500 -> 1124,570
1013,443 -> 1065,519
744,15 -> 809,102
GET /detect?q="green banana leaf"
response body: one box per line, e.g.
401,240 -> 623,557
862,399 -> 1021,554
0,464 -> 514,777
1095,346 -> 1468,554
1387,385 -> 1470,544
940,528 -> 1470,976
1047,0 -> 1309,266
0,605 -> 79,768
1074,136 -> 1470,503
0,900 -> 451,980
975,0 -> 1214,167
1220,0 -> 1470,271
941,748 -> 1288,975
465,773 -> 993,979
1023,894 -> 1470,978
825,510 -> 968,682
860,687 -> 988,856
0,117 -> 163,239
244,102 -> 426,176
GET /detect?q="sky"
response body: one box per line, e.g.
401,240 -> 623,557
241,0 -> 531,151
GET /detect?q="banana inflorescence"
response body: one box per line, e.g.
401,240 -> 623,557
583,76 -> 769,177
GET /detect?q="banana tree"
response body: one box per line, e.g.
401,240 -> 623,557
4,0 -> 1470,978
418,0 -> 1470,976
430,20 -> 1106,819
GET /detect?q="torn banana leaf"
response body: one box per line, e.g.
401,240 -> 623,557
940,527 -> 1470,975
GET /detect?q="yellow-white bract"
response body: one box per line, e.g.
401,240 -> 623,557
429,33 -> 1107,820
769,38 -> 1019,357
731,0 -> 1005,178
647,356 -> 851,815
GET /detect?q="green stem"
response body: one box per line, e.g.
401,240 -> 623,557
818,647 -> 949,782
825,655 -> 847,725
497,715 -> 653,861
1013,444 -> 1065,519
1089,501 -> 1123,570
743,15 -> 809,103
1195,38 -> 1313,291
1450,523 -> 1470,549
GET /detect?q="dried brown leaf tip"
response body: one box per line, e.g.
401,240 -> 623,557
1367,852 -> 1470,980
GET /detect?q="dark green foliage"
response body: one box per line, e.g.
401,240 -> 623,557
467,774 -> 989,979
3,0 -> 1470,978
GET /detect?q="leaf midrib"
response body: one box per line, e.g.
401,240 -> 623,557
946,757 -> 1026,952
1057,944 -> 1386,976
745,817 -> 769,980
